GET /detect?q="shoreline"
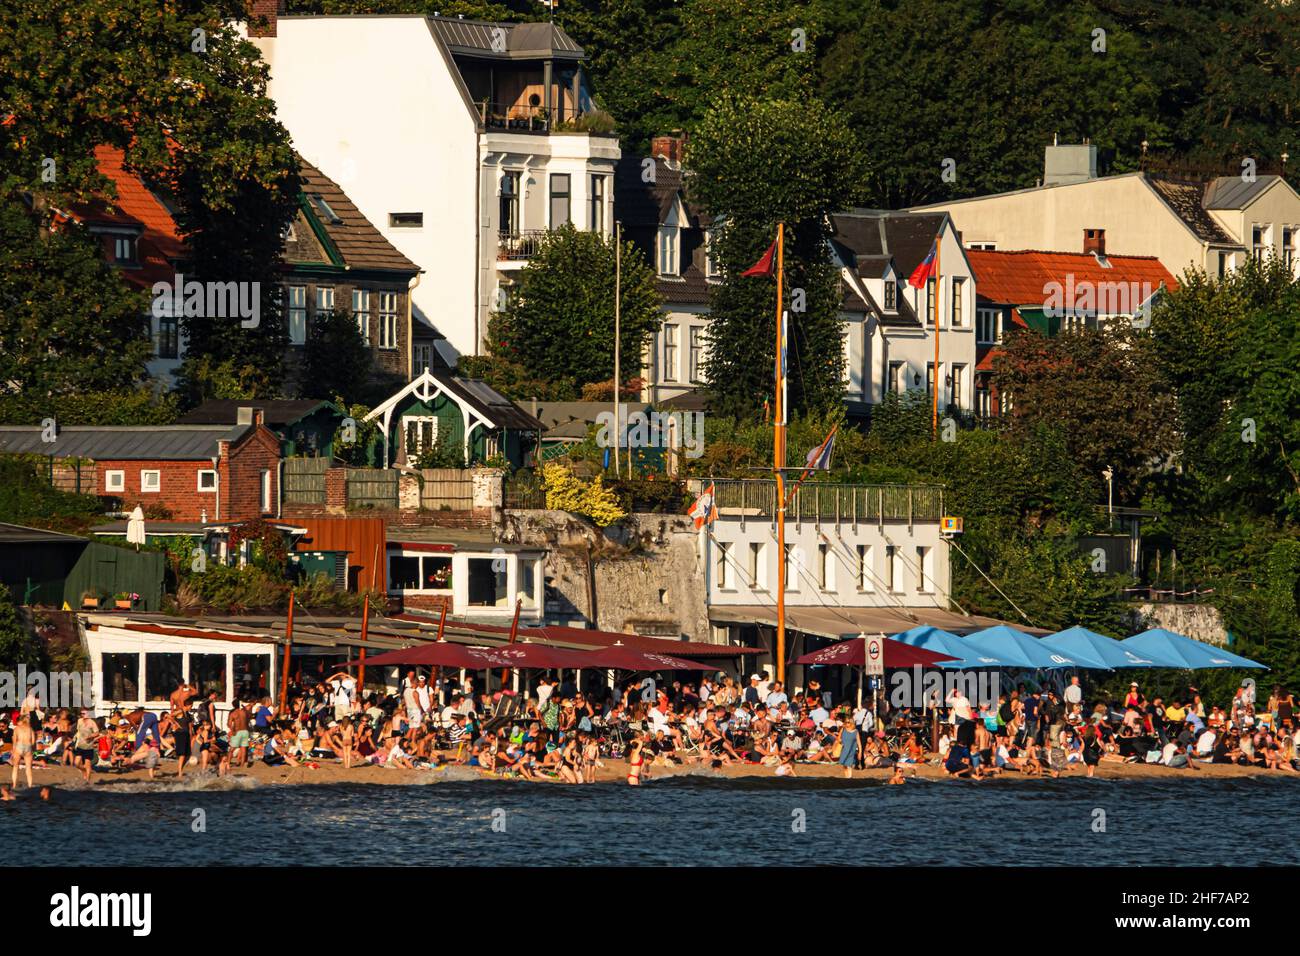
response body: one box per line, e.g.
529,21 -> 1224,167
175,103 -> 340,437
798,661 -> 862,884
12,753 -> 1297,791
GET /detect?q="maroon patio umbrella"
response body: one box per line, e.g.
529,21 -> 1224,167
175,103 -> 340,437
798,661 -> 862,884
575,643 -> 716,672
352,641 -> 582,671
795,635 -> 957,669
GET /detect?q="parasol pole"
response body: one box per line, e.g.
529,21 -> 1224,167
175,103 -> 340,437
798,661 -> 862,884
434,601 -> 447,704
279,590 -> 295,713
357,592 -> 370,696
500,597 -> 522,689
774,221 -> 787,685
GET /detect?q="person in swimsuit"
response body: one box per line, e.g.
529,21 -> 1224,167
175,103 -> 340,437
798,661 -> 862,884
838,717 -> 861,779
10,715 -> 35,789
171,709 -> 194,778
626,738 -> 645,786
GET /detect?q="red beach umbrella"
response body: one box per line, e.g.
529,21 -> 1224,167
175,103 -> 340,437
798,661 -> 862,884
353,641 -> 582,671
795,635 -> 956,669
574,643 -> 716,672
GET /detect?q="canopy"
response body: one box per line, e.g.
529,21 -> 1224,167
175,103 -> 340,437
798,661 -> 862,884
1122,628 -> 1267,670
795,633 -> 957,669
577,643 -> 715,672
354,641 -> 582,671
1041,626 -> 1160,670
889,626 -> 1007,669
962,625 -> 1076,669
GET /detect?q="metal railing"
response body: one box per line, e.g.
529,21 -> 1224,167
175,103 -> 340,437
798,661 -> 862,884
497,229 -> 548,261
710,479 -> 944,522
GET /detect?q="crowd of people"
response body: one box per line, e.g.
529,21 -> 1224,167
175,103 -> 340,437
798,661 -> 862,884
3,667 -> 1298,789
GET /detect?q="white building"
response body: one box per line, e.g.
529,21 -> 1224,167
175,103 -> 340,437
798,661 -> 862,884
913,142 -> 1300,281
247,6 -> 620,364
385,535 -> 546,624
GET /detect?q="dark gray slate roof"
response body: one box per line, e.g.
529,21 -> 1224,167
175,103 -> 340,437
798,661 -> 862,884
1145,176 -> 1238,245
0,522 -> 86,546
178,400 -> 337,427
444,376 -> 546,432
430,16 -> 584,60
1202,175 -> 1282,210
0,425 -> 247,460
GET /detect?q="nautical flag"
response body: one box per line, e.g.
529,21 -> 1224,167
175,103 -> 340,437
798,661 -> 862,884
687,482 -> 717,529
908,241 -> 938,289
742,241 -> 778,277
804,425 -> 837,471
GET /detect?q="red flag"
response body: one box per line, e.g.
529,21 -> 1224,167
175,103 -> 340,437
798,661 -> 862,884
742,241 -> 777,277
908,241 -> 937,288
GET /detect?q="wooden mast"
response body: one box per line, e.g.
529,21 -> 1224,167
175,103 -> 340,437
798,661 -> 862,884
774,222 -> 787,685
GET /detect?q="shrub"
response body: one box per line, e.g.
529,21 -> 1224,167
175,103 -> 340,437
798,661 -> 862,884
542,463 -> 627,526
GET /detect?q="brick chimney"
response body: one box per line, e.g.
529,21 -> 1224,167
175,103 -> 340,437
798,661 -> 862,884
1083,228 -> 1106,256
247,0 -> 284,38
651,134 -> 686,170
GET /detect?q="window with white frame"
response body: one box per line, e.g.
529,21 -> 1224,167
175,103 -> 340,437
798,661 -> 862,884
114,236 -> 137,263
715,541 -> 733,589
388,551 -> 452,592
748,542 -> 765,589
705,229 -> 720,279
657,226 -> 680,277
316,286 -> 335,314
550,173 -> 571,227
884,545 -> 896,591
818,543 -> 834,590
402,416 -> 439,463
352,289 -> 370,340
883,280 -> 897,311
925,277 -> 937,325
916,545 -> 934,592
891,546 -> 907,594
662,324 -> 679,382
499,171 -> 520,236
951,277 -> 966,327
1252,224 -> 1269,260
784,545 -> 799,591
949,363 -> 965,411
378,292 -> 398,349
414,343 -> 434,373
589,174 -> 606,233
105,470 -> 125,493
288,285 -> 307,346
1285,227 -> 1296,271
857,544 -> 873,591
140,470 -> 161,493
260,470 -> 272,513
197,470 -> 217,492
888,360 -> 905,395
976,307 -> 1001,344
688,326 -> 703,383
156,314 -> 179,359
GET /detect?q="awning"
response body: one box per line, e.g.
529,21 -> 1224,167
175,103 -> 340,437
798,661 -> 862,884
963,625 -> 1076,669
1122,629 -> 1267,670
1041,626 -> 1163,669
796,634 -> 956,669
708,604 -> 1044,641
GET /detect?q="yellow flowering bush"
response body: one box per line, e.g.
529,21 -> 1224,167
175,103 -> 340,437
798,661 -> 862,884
542,463 -> 627,526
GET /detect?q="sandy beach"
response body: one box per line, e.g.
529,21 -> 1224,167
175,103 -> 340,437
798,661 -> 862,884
15,752 -> 1296,791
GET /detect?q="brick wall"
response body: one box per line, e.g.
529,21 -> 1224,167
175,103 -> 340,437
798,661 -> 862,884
222,425 -> 283,521
98,459 -> 218,522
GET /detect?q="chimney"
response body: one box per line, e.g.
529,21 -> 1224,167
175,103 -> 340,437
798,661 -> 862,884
1043,141 -> 1098,186
1083,228 -> 1106,256
651,134 -> 686,170
247,0 -> 284,38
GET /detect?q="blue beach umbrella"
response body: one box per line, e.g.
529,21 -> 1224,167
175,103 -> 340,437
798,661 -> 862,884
962,625 -> 1077,669
1122,628 -> 1267,670
889,625 -> 1006,669
1041,626 -> 1164,670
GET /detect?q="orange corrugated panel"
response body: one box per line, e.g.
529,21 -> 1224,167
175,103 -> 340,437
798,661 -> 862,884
292,517 -> 387,593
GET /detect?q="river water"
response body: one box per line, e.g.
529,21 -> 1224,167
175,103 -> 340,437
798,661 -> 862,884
3,770 -> 1295,866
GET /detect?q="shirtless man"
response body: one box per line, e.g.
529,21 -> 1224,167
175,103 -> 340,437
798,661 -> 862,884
169,679 -> 198,716
10,712 -> 35,789
226,700 -> 251,768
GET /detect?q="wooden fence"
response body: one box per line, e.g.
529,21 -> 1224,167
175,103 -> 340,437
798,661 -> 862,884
283,457 -> 330,506
346,468 -> 398,509
420,468 -> 473,510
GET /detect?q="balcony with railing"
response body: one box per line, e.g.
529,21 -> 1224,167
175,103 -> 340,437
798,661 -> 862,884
497,229 -> 548,262
710,479 -> 945,524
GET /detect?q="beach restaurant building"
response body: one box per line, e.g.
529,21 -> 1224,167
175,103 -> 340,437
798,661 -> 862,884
702,479 -> 1024,690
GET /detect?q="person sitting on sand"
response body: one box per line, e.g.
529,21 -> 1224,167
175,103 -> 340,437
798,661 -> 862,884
384,735 -> 415,769
944,740 -> 974,778
263,730 -> 299,768
775,750 -> 797,777
1021,740 -> 1057,778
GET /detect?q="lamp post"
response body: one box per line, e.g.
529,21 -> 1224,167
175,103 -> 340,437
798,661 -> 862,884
1102,466 -> 1114,520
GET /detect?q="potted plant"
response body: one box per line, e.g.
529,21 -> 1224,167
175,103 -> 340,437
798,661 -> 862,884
113,591 -> 139,610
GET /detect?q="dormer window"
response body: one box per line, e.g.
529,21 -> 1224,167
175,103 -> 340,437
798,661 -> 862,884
113,236 -> 137,264
657,225 -> 680,277
883,279 -> 897,311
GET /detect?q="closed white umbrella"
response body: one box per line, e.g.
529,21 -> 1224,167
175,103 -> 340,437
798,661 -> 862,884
126,505 -> 146,550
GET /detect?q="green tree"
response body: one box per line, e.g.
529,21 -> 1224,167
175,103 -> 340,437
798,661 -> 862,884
1,0 -> 300,404
304,309 -> 374,406
489,224 -> 661,388
0,586 -> 42,673
688,96 -> 865,421
0,202 -> 152,398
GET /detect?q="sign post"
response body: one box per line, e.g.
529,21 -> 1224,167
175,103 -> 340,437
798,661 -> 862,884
863,632 -> 885,729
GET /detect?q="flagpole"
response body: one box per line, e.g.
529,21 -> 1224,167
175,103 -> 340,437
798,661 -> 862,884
614,220 -> 622,478
774,222 -> 787,686
932,236 -> 941,437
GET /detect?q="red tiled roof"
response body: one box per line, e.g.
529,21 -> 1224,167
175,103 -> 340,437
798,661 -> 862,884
62,145 -> 187,289
967,249 -> 1177,308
